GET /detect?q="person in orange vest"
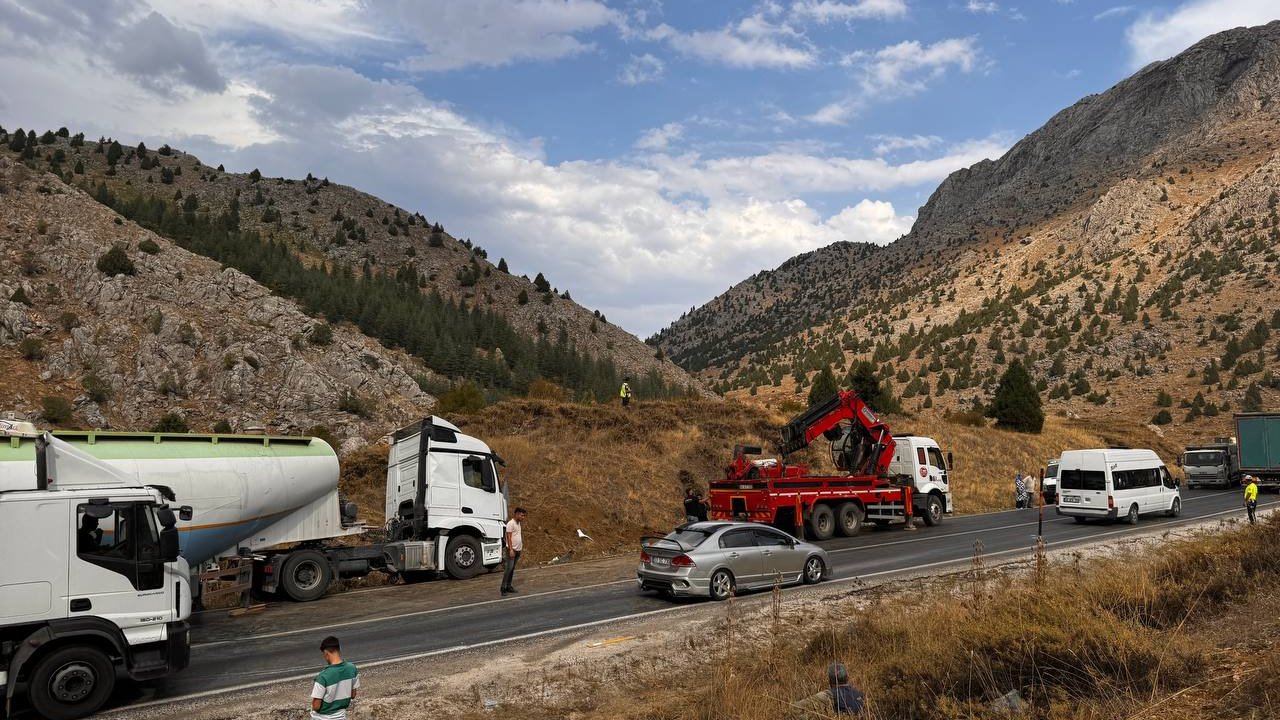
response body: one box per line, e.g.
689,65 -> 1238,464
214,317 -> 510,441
1244,475 -> 1259,524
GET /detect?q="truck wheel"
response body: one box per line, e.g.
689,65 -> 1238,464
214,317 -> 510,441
802,556 -> 825,585
1167,498 -> 1181,518
809,504 -> 835,541
1126,504 -> 1140,526
709,569 -> 735,601
921,493 -> 945,527
834,502 -> 863,537
280,549 -> 332,602
28,645 -> 116,720
445,535 -> 483,579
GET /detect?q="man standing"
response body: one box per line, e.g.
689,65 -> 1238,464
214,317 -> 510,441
620,377 -> 633,408
310,636 -> 359,720
1244,475 -> 1259,524
684,489 -> 709,523
1014,472 -> 1028,509
501,507 -> 527,595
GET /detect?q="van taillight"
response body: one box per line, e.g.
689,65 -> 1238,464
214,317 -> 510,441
1107,496 -> 1115,510
671,554 -> 695,568
640,550 -> 652,564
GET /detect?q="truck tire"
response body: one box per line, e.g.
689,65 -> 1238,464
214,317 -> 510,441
445,535 -> 483,579
834,502 -> 863,537
809,504 -> 835,541
28,644 -> 116,720
280,549 -> 332,602
921,493 -> 945,527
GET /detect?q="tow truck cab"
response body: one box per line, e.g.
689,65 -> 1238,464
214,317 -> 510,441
887,436 -> 954,517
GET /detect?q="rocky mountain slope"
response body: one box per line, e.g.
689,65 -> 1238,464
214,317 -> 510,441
652,21 -> 1280,446
2,128 -> 697,397
0,157 -> 433,446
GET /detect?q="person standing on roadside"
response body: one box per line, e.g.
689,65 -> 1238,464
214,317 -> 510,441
1014,471 -> 1029,509
310,636 -> 359,720
620,377 -> 633,408
501,507 -> 527,595
684,488 -> 709,523
1244,475 -> 1259,524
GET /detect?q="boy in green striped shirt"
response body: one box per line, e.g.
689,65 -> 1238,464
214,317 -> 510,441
310,636 -> 359,720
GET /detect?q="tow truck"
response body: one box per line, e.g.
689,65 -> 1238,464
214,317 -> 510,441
709,390 -> 953,539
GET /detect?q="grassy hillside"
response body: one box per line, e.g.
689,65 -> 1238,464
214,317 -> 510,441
339,398 -> 1177,563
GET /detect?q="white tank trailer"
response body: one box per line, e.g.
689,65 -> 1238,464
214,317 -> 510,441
0,417 -> 508,602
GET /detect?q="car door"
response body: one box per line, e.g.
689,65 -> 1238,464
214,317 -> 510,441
718,529 -> 763,588
753,528 -> 802,583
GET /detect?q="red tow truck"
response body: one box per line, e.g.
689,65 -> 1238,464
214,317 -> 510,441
709,390 -> 954,539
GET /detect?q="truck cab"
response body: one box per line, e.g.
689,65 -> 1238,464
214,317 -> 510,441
887,436 -> 954,523
1181,440 -> 1239,489
1,433 -> 192,720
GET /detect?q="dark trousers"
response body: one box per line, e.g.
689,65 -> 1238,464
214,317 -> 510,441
502,550 -> 521,590
1247,500 -> 1257,524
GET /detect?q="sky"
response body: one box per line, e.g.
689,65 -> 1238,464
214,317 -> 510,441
1,1 -> 1278,337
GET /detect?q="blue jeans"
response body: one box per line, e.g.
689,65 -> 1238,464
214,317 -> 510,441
502,550 -> 521,590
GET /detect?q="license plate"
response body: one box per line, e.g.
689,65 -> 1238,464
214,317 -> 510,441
650,556 -> 670,566
1062,495 -> 1081,503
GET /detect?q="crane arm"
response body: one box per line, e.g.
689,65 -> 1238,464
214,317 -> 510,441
778,390 -> 896,475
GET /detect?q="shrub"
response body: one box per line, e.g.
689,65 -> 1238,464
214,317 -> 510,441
337,388 -> 375,418
82,372 -> 112,403
990,359 -> 1044,433
309,323 -> 333,346
138,239 -> 161,254
19,337 -> 43,360
212,420 -> 233,434
96,245 -> 136,276
1151,409 -> 1173,425
10,287 -> 31,305
306,425 -> 338,449
58,312 -> 79,331
1155,390 -> 1173,407
41,395 -> 73,424
437,381 -> 486,415
525,378 -> 565,401
150,412 -> 190,433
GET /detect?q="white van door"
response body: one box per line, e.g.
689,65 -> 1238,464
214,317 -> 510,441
1059,455 -> 1108,512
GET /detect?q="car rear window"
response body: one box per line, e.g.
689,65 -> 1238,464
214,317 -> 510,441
662,529 -> 712,550
1059,469 -> 1105,491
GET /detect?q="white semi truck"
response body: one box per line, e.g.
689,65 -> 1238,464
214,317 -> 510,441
0,417 -> 509,603
0,429 -> 193,720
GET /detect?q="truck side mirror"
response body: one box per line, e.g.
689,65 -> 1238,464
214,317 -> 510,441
179,505 -> 194,521
160,527 -> 180,563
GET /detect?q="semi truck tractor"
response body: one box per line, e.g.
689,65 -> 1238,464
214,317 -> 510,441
1180,437 -> 1240,489
1,429 -> 193,720
709,390 -> 953,538
1236,413 -> 1280,490
0,417 -> 508,603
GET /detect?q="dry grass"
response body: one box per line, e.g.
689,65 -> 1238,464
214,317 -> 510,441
454,516 -> 1280,720
337,400 -> 1181,564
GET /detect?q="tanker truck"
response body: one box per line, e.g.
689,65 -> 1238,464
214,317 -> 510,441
1,428 -> 193,720
0,417 -> 508,603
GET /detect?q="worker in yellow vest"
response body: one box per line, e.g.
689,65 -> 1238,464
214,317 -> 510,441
1244,475 -> 1259,525
620,378 -> 633,408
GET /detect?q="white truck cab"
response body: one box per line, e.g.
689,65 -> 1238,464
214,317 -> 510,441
888,436 -> 955,524
1,433 -> 192,720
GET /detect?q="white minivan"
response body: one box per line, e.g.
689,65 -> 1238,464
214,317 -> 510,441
1056,449 -> 1181,524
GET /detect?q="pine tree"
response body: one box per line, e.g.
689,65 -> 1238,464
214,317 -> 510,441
497,258 -> 509,273
990,359 -> 1044,433
844,361 -> 900,414
808,365 -> 839,406
1243,382 -> 1264,413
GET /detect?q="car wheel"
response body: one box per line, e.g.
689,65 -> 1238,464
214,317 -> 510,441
803,556 -> 824,585
834,502 -> 862,537
1073,516 -> 1087,524
445,535 -> 483,579
28,645 -> 116,720
921,493 -> 944,527
280,549 -> 331,602
709,569 -> 735,601
1126,504 -> 1139,526
809,504 -> 835,541
1168,498 -> 1181,518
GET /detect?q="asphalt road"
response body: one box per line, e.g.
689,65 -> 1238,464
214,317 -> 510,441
94,487 -> 1268,716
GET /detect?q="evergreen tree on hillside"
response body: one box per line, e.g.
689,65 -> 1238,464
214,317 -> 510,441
808,365 -> 839,407
844,361 -> 900,414
497,258 -> 509,273
990,359 -> 1044,433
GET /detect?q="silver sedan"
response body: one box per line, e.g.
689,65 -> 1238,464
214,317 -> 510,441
636,521 -> 831,600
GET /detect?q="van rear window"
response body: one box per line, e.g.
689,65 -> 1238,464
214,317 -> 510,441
1060,469 -> 1105,491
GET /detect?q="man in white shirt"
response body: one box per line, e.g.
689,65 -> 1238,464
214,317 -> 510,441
501,507 -> 527,595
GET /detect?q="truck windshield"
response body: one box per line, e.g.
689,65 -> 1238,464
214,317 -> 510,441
1184,451 -> 1223,466
1059,469 -> 1106,491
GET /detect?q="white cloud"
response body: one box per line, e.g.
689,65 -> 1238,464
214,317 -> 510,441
965,1 -> 999,14
807,100 -> 858,125
789,0 -> 909,23
393,0 -> 620,72
1093,5 -> 1134,22
648,11 -> 817,70
824,199 -> 915,244
145,0 -> 385,45
869,133 -> 942,155
634,122 -> 684,150
1126,0 -> 1280,68
619,53 -> 664,85
811,37 -> 981,124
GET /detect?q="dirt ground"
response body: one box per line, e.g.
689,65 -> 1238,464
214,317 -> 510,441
113,512 -> 1267,720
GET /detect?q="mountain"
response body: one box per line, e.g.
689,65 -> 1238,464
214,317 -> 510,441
1,127 -> 701,406
653,21 -> 1280,443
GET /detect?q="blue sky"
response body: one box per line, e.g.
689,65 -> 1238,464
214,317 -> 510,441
2,0 -> 1278,336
